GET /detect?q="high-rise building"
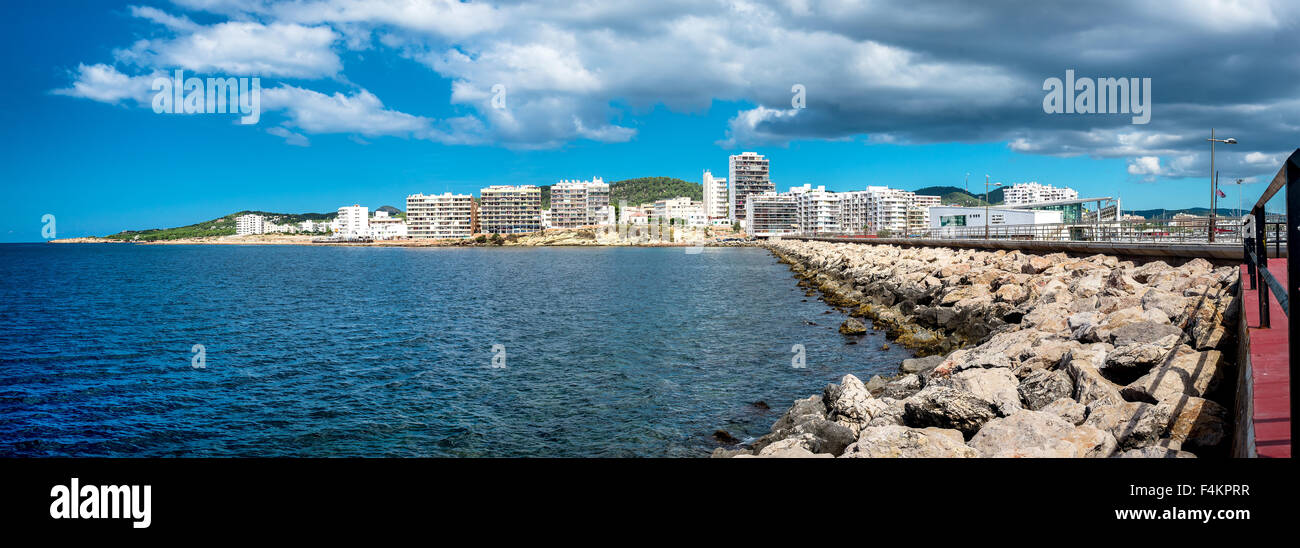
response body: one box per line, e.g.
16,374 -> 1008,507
1003,182 -> 1078,206
745,191 -> 798,237
235,214 -> 265,235
480,185 -> 542,234
788,184 -> 841,234
702,170 -> 728,219
406,193 -> 473,239
336,205 -> 369,238
728,152 -> 772,226
551,178 -> 609,228
835,187 -> 940,234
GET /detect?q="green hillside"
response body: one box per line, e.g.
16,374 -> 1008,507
540,177 -> 702,208
913,185 -> 1001,206
104,210 -> 336,241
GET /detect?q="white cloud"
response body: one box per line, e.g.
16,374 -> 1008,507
1127,156 -> 1162,175
267,126 -> 310,146
118,17 -> 342,79
261,85 -> 429,136
51,64 -> 157,104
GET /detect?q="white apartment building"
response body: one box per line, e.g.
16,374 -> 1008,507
551,178 -> 610,228
480,185 -> 542,234
406,193 -> 474,239
235,214 -> 265,236
299,219 -> 330,233
652,197 -> 698,221
1003,182 -> 1078,206
788,184 -> 841,234
702,170 -> 728,219
908,195 -> 941,235
834,187 -> 941,235
335,205 -> 370,238
745,192 -> 798,237
728,152 -> 772,226
368,210 -> 408,240
540,209 -> 552,229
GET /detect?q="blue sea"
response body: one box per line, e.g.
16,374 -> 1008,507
0,244 -> 912,457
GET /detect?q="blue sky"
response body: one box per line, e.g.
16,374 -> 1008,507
3,1 -> 1296,242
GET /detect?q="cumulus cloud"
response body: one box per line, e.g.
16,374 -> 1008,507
51,64 -> 158,104
49,0 -> 1300,175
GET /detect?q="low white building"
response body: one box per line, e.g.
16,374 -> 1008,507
300,219 -> 330,233
928,206 -> 1063,237
235,214 -> 265,235
368,210 -> 408,240
1003,182 -> 1078,206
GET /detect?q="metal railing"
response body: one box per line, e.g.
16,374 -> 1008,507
1243,148 -> 1299,331
794,217 -> 1290,246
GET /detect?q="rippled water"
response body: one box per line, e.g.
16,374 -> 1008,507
0,243 -> 913,457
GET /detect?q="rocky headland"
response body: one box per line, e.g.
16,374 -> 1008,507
716,240 -> 1240,459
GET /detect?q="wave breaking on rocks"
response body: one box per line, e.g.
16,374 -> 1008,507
716,240 -> 1240,459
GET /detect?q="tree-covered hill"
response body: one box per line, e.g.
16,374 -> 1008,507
104,210 -> 336,241
540,177 -> 703,208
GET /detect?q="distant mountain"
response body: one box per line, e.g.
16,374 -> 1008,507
376,205 -> 402,215
540,177 -> 702,208
912,185 -> 1002,206
1122,207 -> 1281,219
104,210 -> 335,241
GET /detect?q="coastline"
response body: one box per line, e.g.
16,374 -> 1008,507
47,227 -> 757,248
718,240 -> 1240,458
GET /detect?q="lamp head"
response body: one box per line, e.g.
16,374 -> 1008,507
1225,138 -> 1237,144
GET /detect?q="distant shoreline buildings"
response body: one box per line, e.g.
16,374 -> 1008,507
231,157 -> 1097,242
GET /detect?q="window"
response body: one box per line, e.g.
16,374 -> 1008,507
940,215 -> 966,227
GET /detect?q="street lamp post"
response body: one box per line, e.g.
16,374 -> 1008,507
1206,129 -> 1237,242
984,176 -> 1002,239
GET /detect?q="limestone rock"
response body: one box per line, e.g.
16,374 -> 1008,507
839,318 -> 868,335
1084,401 -> 1171,449
900,355 -> 945,375
839,425 -> 976,458
1158,395 -> 1231,455
903,386 -> 1000,437
969,410 -> 1117,458
1018,370 -> 1074,410
1122,349 -> 1224,403
1040,398 -> 1088,425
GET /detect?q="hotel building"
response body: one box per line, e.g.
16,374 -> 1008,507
235,214 -> 265,235
336,205 -> 369,238
551,178 -> 610,228
745,191 -> 798,237
728,152 -> 772,226
702,170 -> 728,219
406,192 -> 474,239
788,184 -> 841,234
368,210 -> 408,240
480,185 -> 542,234
1003,182 -> 1078,206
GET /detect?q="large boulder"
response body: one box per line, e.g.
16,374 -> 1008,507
1018,370 -> 1074,410
969,410 -> 1117,458
743,436 -> 835,458
903,386 -> 1000,437
840,425 -> 977,458
1084,401 -> 1172,449
1062,344 -> 1124,406
1122,349 -> 1225,403
1158,395 -> 1231,455
823,374 -> 890,434
751,395 -> 855,455
1040,398 -> 1088,425
873,374 -> 924,400
839,318 -> 868,335
934,367 -> 1022,416
900,355 -> 945,375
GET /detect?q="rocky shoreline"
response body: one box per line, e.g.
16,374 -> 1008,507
715,240 -> 1240,458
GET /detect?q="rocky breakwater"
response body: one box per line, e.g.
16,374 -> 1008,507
715,240 -> 1239,458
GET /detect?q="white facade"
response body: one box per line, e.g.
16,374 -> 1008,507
1003,182 -> 1078,206
928,206 -> 1063,236
235,214 -> 265,236
406,193 -> 474,239
745,191 -> 798,237
336,205 -> 369,238
729,152 -> 772,225
835,186 -> 941,235
368,210 -> 408,240
480,185 -> 542,234
299,219 -> 330,233
702,170 -> 728,219
788,184 -> 841,234
551,178 -> 610,228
